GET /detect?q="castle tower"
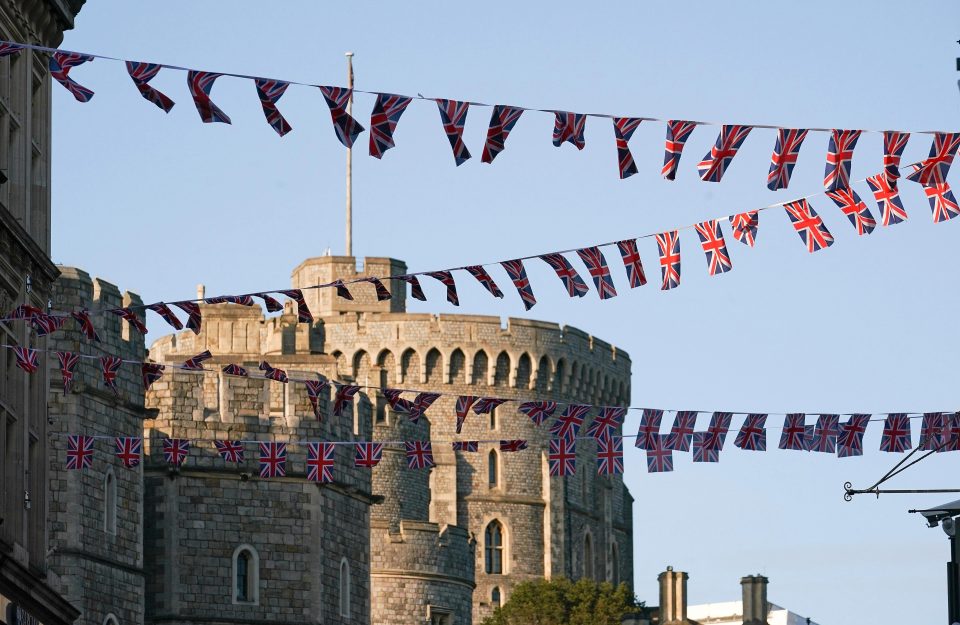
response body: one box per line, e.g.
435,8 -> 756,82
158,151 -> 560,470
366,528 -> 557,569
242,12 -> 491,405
47,267 -> 147,625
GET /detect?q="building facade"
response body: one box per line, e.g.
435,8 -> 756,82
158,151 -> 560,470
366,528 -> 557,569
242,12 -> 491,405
0,2 -> 84,624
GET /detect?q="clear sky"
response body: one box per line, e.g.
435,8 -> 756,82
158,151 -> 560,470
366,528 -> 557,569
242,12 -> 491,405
51,2 -> 960,623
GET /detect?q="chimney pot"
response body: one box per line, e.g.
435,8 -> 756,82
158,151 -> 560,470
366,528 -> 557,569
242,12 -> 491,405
658,567 -> 688,625
740,574 -> 769,625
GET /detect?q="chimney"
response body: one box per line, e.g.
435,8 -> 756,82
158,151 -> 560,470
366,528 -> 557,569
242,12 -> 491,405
740,575 -> 769,625
658,566 -> 688,625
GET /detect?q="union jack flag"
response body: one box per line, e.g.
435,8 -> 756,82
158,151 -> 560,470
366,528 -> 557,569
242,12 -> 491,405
9,304 -> 41,320
778,413 -> 807,451
359,278 -> 392,302
697,124 -> 753,182
939,413 -> 960,453
612,117 -> 642,179
383,388 -> 415,417
186,71 -> 230,123
705,412 -> 732,450
369,93 -> 412,158
552,112 -> 586,150
319,86 -> 364,148
692,432 -> 719,463
826,187 -> 876,235
436,99 -> 472,166
666,411 -> 697,452
810,414 -> 839,453
405,441 -> 434,469
548,438 -> 577,476
880,414 -> 912,453
728,211 -> 759,247
576,246 -> 618,300
304,379 -> 329,421
539,253 -> 589,298
920,413 -> 945,451
656,230 -> 681,290
205,295 -> 255,306
214,440 -> 245,463
482,105 -> 524,163
333,383 -> 361,417
254,293 -> 283,312
125,61 -> 174,112
734,414 -> 767,451
882,131 -> 910,181
254,79 -> 292,137
823,129 -> 861,191
398,275 -> 427,301
455,395 -> 477,433
767,128 -> 808,191
550,404 -> 590,443
596,435 -> 624,475
866,174 -> 908,226
307,442 -> 336,483
0,42 -> 23,57
110,308 -> 148,335
921,181 -> 960,224
464,266 -> 504,298
407,392 -> 441,423
115,437 -> 142,468
635,409 -> 663,451
645,434 -> 673,473
694,220 -> 732,276
906,132 -> 960,186
101,356 -> 123,395
31,313 -> 65,337
13,346 -> 38,373
173,302 -> 202,334
57,351 -> 80,394
146,303 -> 183,331
784,199 -> 833,253
162,438 -> 190,466
585,407 -> 626,441
800,425 -> 816,451
452,441 -> 480,452
182,350 -> 212,371
473,397 -> 507,414
278,290 -> 312,324
259,361 -> 288,383
837,414 -> 871,458
500,439 -> 528,452
501,259 -> 536,310
259,442 -> 287,478
354,442 -> 384,468
141,363 -> 164,390
50,52 -> 94,102
426,271 -> 459,306
66,435 -> 94,470
662,120 -> 697,180
615,239 -> 647,288
333,280 -> 353,301
222,364 -> 248,377
519,401 -> 557,426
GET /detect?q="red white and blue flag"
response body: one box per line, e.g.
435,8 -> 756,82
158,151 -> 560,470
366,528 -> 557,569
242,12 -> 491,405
333,279 -> 353,301
360,278 -> 392,302
697,124 -> 753,182
501,259 -> 537,310
694,220 -> 732,275
597,436 -> 624,475
369,94 -> 412,159
405,441 -> 435,469
473,397 -> 508,415
540,253 -> 589,298
810,414 -> 840,454
398,275 -> 427,302
110,308 -> 148,335
354,442 -> 384,468
548,438 -> 577,476
692,432 -> 720,463
182,350 -> 212,371
826,187 -> 876,236
319,86 -> 364,148
666,411 -> 697,452
613,117 -> 643,179
921,181 -> 960,224
427,271 -> 459,306
66,435 -> 94,470
500,439 -> 529,452
734,414 -> 767,451
452,441 -> 480,452
728,211 -> 759,247
0,43 -> 23,57
939,414 -> 960,453
407,392 -> 441,423
162,438 -> 190,466
585,407 -> 627,442
259,361 -> 288,383
920,413 -> 945,451
464,266 -> 504,299
333,384 -> 361,417
552,112 -> 586,150
656,230 -> 681,290
253,293 -> 283,312
255,79 -> 293,137
436,99 -> 472,166
550,404 -> 590,443
906,132 -> 960,186
784,199 -> 833,252
278,290 -> 312,324
823,129 -> 861,191
767,128 -> 808,191
173,302 -> 202,334
662,120 -> 697,180
214,440 -> 245,463
705,412 -> 733,451
455,395 -> 478,433
519,401 -> 557,427
31,313 -> 65,337
13,347 -> 38,374
482,105 -> 524,163
115,437 -> 142,468
141,363 -> 164,391
576,247 -> 618,300
50,52 -> 95,102
259,442 -> 287,478
880,414 -> 912,453
615,239 -> 647,288
837,414 -> 871,458
187,71 -> 231,124
222,364 -> 248,377
126,62 -> 174,112
101,356 -> 123,395
635,409 -> 663,451
305,379 -> 330,421
57,351 -> 80,394
882,131 -> 910,181
645,434 -> 673,473
778,413 -> 807,451
307,442 -> 336,483
866,174 -> 908,226
146,303 -> 183,331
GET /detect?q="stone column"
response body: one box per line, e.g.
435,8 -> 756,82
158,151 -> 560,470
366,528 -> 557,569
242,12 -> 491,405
658,566 -> 688,625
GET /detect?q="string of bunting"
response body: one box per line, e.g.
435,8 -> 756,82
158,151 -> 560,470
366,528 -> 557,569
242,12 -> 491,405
4,39 -> 958,181
3,158 -> 956,337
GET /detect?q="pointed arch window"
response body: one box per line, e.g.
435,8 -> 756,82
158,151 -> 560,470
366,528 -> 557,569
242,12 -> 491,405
488,449 -> 499,488
339,557 -> 351,617
485,520 -> 504,574
232,544 -> 259,604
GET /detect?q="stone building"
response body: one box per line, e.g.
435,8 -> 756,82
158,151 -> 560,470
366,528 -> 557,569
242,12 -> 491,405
0,2 -> 84,624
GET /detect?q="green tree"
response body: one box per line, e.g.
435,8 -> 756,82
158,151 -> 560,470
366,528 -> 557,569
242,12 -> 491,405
480,578 -> 642,625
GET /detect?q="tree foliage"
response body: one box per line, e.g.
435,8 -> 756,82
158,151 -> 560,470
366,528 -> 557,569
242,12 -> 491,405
480,578 -> 642,625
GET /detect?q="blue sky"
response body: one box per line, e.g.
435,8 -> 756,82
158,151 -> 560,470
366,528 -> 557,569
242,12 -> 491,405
52,2 -> 960,623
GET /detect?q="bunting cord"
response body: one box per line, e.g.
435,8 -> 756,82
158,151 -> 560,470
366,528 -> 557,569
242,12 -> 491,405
7,38 -> 952,134
2,160 -> 932,325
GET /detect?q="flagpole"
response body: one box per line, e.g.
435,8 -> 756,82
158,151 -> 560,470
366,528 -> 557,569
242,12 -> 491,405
345,51 -> 354,258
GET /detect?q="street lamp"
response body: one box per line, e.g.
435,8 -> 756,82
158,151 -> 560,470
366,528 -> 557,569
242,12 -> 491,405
911,499 -> 960,624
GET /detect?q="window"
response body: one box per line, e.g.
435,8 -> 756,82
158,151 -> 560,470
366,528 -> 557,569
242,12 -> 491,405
484,520 -> 504,574
103,614 -> 119,625
104,468 -> 117,535
232,545 -> 259,605
488,449 -> 499,488
583,532 -> 594,580
491,586 -> 501,607
428,607 -> 453,625
489,407 -> 497,430
339,557 -> 351,617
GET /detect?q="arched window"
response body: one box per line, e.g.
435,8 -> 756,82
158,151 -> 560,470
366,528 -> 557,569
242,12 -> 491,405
491,586 -> 502,607
610,543 -> 620,586
104,468 -> 117,535
484,520 -> 504,574
232,545 -> 259,605
583,532 -> 594,580
339,557 -> 351,617
489,407 -> 497,430
488,449 -> 499,488
103,614 -> 119,625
